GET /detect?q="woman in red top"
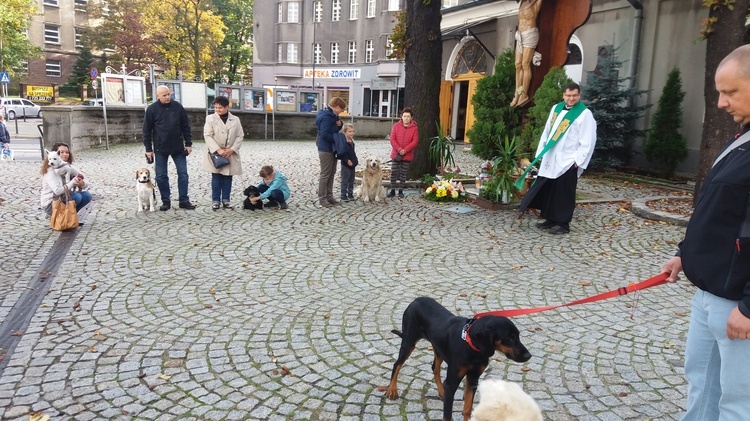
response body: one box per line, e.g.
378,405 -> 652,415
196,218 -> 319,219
388,108 -> 419,198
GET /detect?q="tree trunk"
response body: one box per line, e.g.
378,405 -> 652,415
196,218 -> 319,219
405,0 -> 442,179
695,0 -> 750,201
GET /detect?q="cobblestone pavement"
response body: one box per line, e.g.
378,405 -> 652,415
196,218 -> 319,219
0,140 -> 691,420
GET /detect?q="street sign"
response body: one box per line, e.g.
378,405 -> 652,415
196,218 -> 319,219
92,80 -> 98,90
90,67 -> 98,80
0,73 -> 9,84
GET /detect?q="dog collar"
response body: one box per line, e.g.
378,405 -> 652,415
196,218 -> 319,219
137,179 -> 151,183
461,318 -> 480,352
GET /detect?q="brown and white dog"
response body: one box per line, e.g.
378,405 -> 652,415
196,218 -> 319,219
135,167 -> 156,212
355,156 -> 385,203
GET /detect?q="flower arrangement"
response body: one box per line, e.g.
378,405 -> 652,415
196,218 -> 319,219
424,179 -> 467,202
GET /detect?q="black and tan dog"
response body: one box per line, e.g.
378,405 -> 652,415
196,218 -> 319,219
386,297 -> 532,421
243,186 -> 264,210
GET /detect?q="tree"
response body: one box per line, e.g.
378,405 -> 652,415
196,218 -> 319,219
88,0 -> 159,67
466,49 -> 522,160
0,0 -> 41,75
404,0 -> 442,179
213,0 -> 254,83
694,0 -> 750,198
584,44 -> 649,169
68,45 -> 95,88
519,66 -> 572,155
146,0 -> 227,80
643,68 -> 688,178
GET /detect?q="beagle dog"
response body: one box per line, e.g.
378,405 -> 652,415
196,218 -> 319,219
135,167 -> 156,212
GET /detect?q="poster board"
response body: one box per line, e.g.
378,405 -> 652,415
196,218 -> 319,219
102,74 -> 146,107
180,82 -> 208,109
275,90 -> 297,112
216,85 -> 241,109
299,91 -> 320,113
243,89 -> 265,111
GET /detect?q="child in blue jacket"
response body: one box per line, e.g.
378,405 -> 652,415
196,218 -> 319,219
335,123 -> 358,201
251,165 -> 291,209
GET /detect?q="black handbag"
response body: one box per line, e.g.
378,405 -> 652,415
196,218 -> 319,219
210,151 -> 230,168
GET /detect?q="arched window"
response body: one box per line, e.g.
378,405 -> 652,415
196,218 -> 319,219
451,40 -> 486,78
567,43 -> 582,65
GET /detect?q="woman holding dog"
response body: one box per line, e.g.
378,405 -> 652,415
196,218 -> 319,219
388,108 -> 419,198
202,96 -> 244,210
40,142 -> 91,216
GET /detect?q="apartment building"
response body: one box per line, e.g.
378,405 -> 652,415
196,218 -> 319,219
20,0 -> 94,88
253,0 -> 407,117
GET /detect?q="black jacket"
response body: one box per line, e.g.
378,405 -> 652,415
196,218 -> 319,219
142,100 -> 192,155
334,133 -> 358,169
681,125 -> 750,317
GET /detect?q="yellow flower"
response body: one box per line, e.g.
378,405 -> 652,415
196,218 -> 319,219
425,187 -> 434,194
451,190 -> 459,199
436,186 -> 447,198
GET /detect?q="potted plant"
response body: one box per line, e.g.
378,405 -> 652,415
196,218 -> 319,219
428,122 -> 458,176
476,136 -> 523,206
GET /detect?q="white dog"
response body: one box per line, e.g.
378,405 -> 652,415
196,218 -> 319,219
355,156 -> 385,203
135,167 -> 156,212
469,379 -> 543,421
45,149 -> 71,180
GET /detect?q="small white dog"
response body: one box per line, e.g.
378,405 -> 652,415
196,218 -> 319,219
469,379 -> 543,421
135,167 -> 156,212
355,156 -> 385,203
45,149 -> 71,180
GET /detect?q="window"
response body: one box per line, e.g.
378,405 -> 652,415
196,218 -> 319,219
278,3 -> 283,22
350,0 -> 358,19
365,39 -> 374,63
366,0 -> 375,17
385,35 -> 394,59
331,42 -> 339,64
75,28 -> 83,48
46,60 -> 61,77
313,43 -> 322,64
287,43 -> 298,63
314,1 -> 323,22
442,0 -> 458,7
332,0 -> 341,21
75,0 -> 88,11
288,2 -> 299,23
388,0 -> 399,11
278,44 -> 284,62
348,41 -> 357,64
43,0 -> 58,6
44,24 -> 60,44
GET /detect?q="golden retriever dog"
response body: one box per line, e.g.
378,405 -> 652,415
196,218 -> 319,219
469,379 -> 542,421
355,156 -> 385,203
135,167 -> 156,212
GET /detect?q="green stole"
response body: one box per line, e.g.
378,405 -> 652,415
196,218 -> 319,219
514,101 -> 587,190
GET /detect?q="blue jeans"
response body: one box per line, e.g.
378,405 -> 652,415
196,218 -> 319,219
71,191 -> 92,211
340,165 -> 355,199
155,152 -> 189,204
258,184 -> 285,203
211,173 -> 233,203
683,289 -> 750,420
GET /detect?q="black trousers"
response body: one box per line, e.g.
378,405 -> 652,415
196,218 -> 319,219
519,165 -> 578,228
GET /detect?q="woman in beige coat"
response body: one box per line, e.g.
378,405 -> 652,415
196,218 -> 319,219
202,96 -> 244,209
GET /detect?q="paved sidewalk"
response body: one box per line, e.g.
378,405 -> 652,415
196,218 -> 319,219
0,140 -> 690,420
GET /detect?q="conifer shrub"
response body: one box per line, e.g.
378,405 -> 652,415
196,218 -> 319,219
643,68 -> 687,178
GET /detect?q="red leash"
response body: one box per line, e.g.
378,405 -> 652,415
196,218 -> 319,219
474,273 -> 670,318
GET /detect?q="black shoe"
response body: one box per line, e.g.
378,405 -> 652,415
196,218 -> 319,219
341,197 -> 349,202
387,189 -> 396,198
398,190 -> 404,198
212,203 -> 220,210
536,220 -> 555,229
327,198 -> 340,205
266,200 -> 279,208
159,203 -> 171,211
548,225 -> 570,235
179,202 -> 196,210
279,201 -> 288,210
223,202 -> 233,209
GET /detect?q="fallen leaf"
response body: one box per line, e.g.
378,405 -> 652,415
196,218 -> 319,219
619,391 -> 628,397
91,285 -> 97,290
579,281 -> 592,286
458,293 -> 467,297
521,367 -> 531,372
675,311 -> 686,317
272,358 -> 278,363
135,282 -> 141,287
377,385 -> 387,392
273,369 -> 279,375
138,372 -> 146,379
157,374 -> 171,380
323,314 -> 330,319
209,289 -> 216,295
11,331 -> 22,336
90,347 -> 98,353
204,304 -> 213,309
29,412 -> 50,421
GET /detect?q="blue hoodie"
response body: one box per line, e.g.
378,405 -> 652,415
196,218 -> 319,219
257,170 -> 290,200
315,106 -> 341,153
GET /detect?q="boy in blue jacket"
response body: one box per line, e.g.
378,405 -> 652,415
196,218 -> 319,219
335,123 -> 358,201
250,165 -> 291,210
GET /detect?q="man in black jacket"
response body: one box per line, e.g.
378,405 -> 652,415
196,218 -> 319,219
662,44 -> 750,420
143,85 -> 195,211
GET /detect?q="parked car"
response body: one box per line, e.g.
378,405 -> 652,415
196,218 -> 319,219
0,98 -> 43,120
84,98 -> 104,106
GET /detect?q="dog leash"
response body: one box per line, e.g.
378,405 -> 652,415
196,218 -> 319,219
474,273 -> 670,318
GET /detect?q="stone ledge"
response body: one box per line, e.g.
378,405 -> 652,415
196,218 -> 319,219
631,196 -> 690,227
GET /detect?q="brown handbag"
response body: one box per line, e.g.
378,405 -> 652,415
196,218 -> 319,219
50,186 -> 79,231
